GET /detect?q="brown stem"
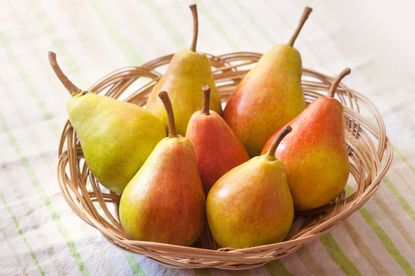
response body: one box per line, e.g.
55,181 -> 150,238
158,91 -> 177,137
201,84 -> 210,115
189,4 -> 199,52
287,7 -> 313,47
266,126 -> 292,160
328,68 -> 351,98
48,51 -> 82,95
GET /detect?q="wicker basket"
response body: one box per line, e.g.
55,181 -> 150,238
57,52 -> 392,270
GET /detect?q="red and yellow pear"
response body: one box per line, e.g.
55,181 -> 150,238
207,127 -> 294,248
223,7 -> 312,156
120,92 -> 205,245
186,85 -> 249,194
262,68 -> 351,211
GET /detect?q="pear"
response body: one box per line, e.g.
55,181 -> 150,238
262,68 -> 351,211
186,85 -> 249,194
120,92 -> 205,245
49,51 -> 165,193
145,4 -> 222,135
223,7 -> 312,156
207,126 -> 294,248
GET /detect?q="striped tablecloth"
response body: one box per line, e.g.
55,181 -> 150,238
1,0 -> 414,275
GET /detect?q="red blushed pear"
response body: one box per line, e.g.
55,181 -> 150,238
186,85 -> 249,194
262,68 -> 352,211
207,127 -> 294,249
119,92 -> 205,245
223,7 -> 312,157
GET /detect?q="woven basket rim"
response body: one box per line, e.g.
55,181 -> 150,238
57,51 -> 393,270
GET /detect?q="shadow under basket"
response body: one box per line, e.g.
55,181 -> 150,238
57,52 -> 393,270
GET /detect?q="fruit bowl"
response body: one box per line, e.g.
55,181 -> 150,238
57,51 -> 392,270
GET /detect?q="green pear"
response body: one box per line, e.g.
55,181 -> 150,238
223,7 -> 312,156
49,51 -> 166,193
120,92 -> 205,245
145,4 -> 222,135
262,69 -> 351,210
207,127 -> 294,248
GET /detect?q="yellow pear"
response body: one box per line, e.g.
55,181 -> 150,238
146,4 -> 222,135
207,127 -> 294,248
49,51 -> 165,193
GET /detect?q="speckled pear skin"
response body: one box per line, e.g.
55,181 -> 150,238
223,44 -> 306,157
206,155 -> 294,248
186,110 -> 249,194
145,50 -> 222,135
262,97 -> 350,210
67,92 -> 166,193
119,136 -> 205,245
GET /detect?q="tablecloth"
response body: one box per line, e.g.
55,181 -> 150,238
1,0 -> 414,275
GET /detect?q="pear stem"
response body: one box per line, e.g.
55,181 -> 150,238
158,91 -> 177,137
328,68 -> 351,98
189,4 -> 199,52
201,85 -> 210,115
266,126 -> 292,160
48,51 -> 82,95
287,7 -> 312,47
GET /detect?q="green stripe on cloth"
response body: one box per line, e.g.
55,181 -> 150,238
0,113 -> 89,276
393,146 -> 415,174
342,221 -> 388,275
124,254 -> 145,276
296,247 -> 328,275
89,0 -> 144,64
232,0 -> 274,45
320,235 -> 361,276
383,177 -> 415,223
373,194 -> 415,251
359,208 -> 415,275
146,1 -> 186,47
0,191 -> 46,276
194,1 -> 239,49
345,184 -> 414,274
0,33 -> 59,134
26,0 -> 83,81
194,268 -> 211,276
266,260 -> 291,276
210,0 -> 261,49
0,226 -> 28,275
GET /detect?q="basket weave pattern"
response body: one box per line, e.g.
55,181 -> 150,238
58,52 -> 392,270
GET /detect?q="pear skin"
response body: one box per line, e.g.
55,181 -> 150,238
120,136 -> 205,245
186,86 -> 249,194
120,92 -> 205,245
49,51 -> 165,193
224,45 -> 305,156
262,69 -> 351,210
67,93 -> 166,193
207,127 -> 294,248
223,7 -> 312,156
146,5 -> 222,135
